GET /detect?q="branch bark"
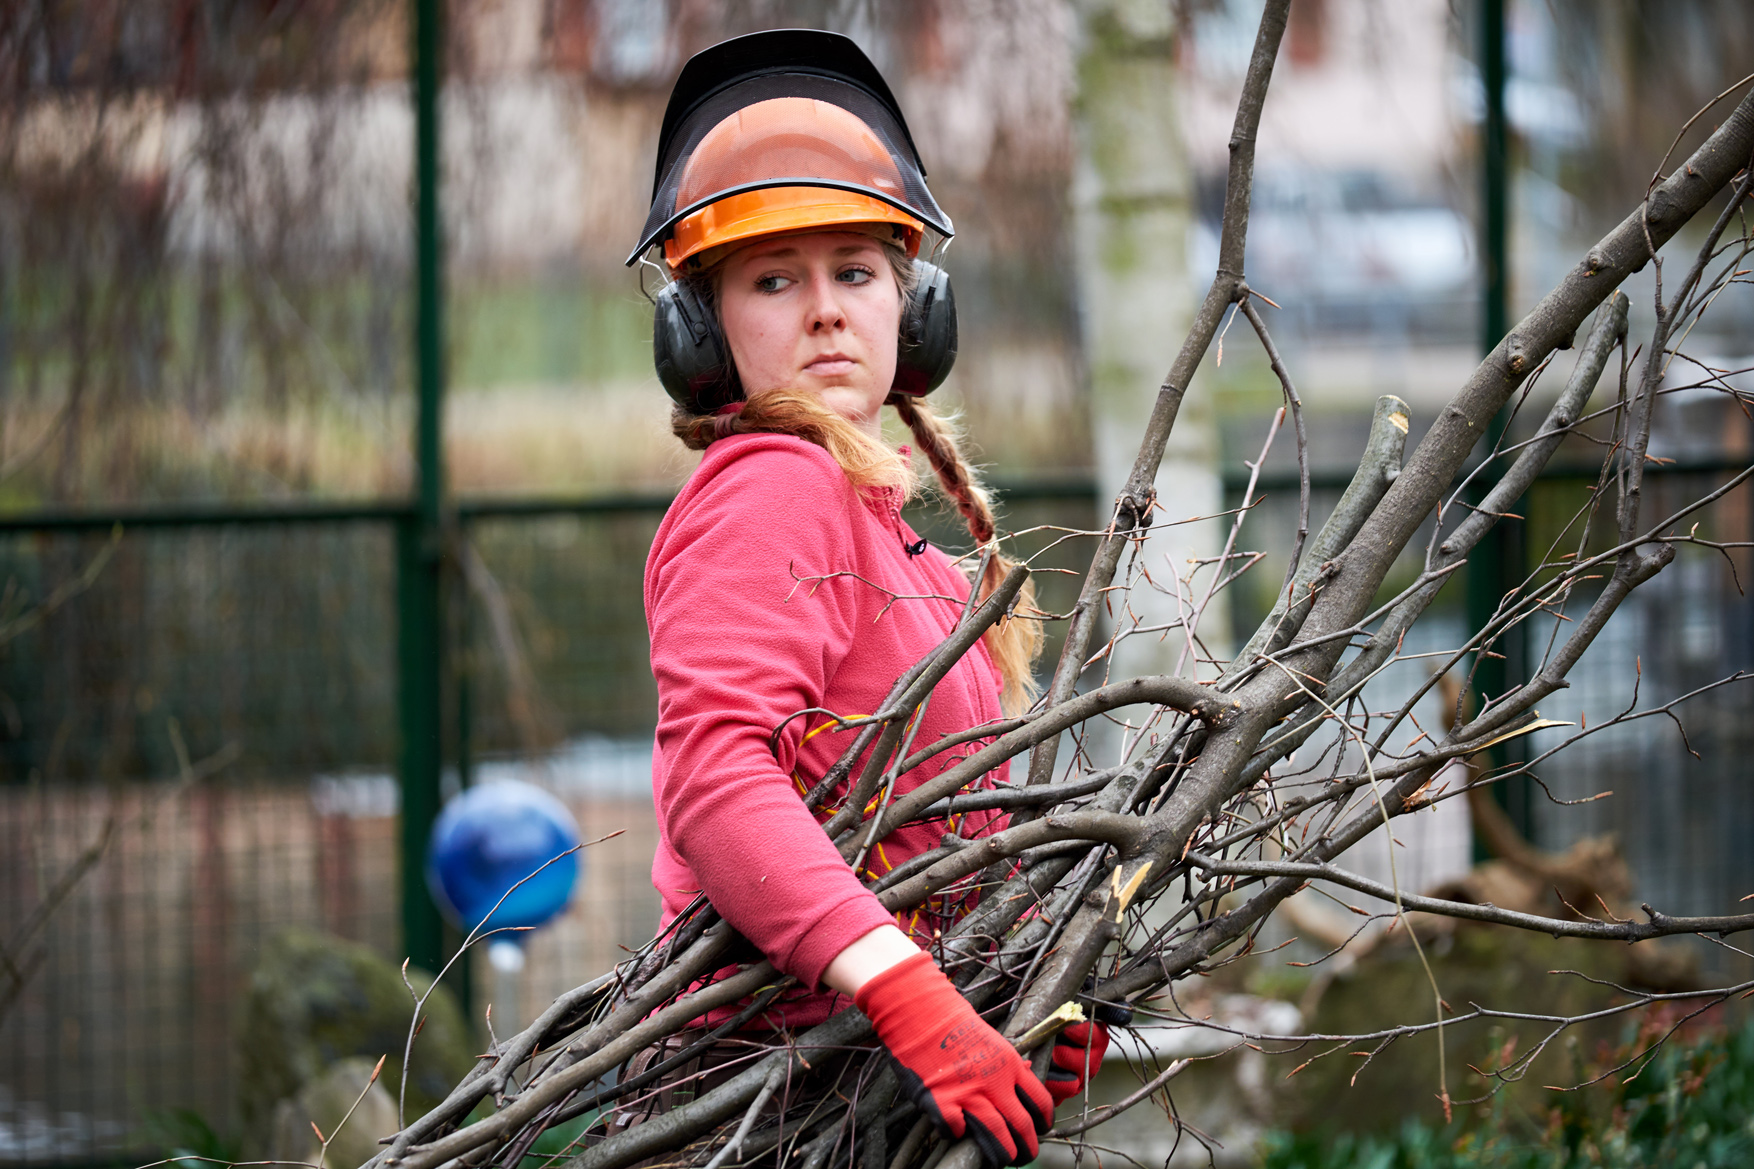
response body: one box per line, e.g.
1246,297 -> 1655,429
1018,0 -> 1294,798
1184,853 -> 1754,942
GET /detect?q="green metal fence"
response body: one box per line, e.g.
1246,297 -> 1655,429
0,2 -> 1110,1156
0,481 -> 1097,1165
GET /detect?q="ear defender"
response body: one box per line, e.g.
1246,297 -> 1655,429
652,277 -> 739,413
893,258 -> 957,397
651,258 -> 958,414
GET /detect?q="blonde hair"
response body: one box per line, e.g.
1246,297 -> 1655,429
669,248 -> 1042,713
671,386 -> 911,490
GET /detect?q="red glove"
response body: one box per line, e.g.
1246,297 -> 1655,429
1045,1021 -> 1111,1104
855,952 -> 1052,1168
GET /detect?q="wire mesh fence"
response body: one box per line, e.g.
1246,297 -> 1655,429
2,522 -> 401,1162
1226,451 -> 1754,985
1523,475 -> 1754,938
0,487 -> 1095,1165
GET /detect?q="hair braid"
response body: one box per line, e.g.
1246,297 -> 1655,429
889,395 -> 996,543
889,394 -> 1042,713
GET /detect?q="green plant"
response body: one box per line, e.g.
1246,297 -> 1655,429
1258,1014 -> 1754,1169
518,1112 -> 597,1168
137,1106 -> 240,1169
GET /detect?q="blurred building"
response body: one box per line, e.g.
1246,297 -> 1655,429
1185,0 -> 1475,348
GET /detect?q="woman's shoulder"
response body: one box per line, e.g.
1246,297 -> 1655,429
654,434 -> 861,557
686,433 -> 852,504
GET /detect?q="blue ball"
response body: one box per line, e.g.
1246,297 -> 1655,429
427,781 -> 581,935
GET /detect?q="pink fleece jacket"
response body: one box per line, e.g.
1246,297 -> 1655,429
645,433 -> 1011,1027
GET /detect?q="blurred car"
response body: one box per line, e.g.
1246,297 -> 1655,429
1190,168 -> 1475,342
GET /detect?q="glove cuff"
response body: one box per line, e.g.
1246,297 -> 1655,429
854,951 -> 946,1033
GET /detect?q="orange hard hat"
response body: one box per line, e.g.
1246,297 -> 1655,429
629,29 -> 952,269
663,98 -> 924,270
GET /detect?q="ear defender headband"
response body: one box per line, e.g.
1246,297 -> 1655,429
652,258 -> 957,413
638,30 -> 958,414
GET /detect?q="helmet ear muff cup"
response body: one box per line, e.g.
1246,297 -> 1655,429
652,277 -> 740,413
893,259 -> 957,397
651,258 -> 958,413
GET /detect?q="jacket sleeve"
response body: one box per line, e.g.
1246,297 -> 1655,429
646,439 -> 898,989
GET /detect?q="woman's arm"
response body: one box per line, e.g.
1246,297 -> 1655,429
821,923 -> 920,996
645,438 -> 897,989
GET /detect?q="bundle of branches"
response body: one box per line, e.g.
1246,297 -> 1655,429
370,7 -> 1754,1168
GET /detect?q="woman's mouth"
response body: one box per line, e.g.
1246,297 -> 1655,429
804,354 -> 857,377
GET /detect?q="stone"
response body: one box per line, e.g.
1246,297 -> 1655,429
237,927 -> 473,1153
269,1056 -> 399,1169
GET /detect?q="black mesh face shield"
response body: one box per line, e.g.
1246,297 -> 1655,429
627,29 -> 953,268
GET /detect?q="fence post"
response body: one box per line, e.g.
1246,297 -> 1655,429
399,0 -> 447,977
1468,0 -> 1532,841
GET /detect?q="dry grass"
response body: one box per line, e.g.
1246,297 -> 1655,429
446,380 -> 696,497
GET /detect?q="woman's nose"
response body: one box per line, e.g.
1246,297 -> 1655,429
804,274 -> 846,333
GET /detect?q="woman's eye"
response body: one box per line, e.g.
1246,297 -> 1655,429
754,274 -> 793,293
837,267 -> 875,285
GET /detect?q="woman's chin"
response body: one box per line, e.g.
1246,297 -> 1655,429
801,378 -> 868,402
804,383 -> 886,431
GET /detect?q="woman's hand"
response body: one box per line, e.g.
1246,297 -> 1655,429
851,948 -> 1052,1168
1045,995 -> 1132,1103
1045,1021 -> 1111,1104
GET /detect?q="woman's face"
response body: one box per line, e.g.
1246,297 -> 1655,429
715,230 -> 902,437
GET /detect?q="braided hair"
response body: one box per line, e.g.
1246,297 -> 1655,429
887,393 -> 1042,711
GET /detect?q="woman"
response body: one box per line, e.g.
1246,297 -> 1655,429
630,30 -> 1111,1167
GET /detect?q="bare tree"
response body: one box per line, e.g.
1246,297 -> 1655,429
367,6 -> 1754,1168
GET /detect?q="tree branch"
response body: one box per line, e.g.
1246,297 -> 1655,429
1018,0 -> 1295,797
1275,88 -> 1754,699
1184,853 -> 1754,942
